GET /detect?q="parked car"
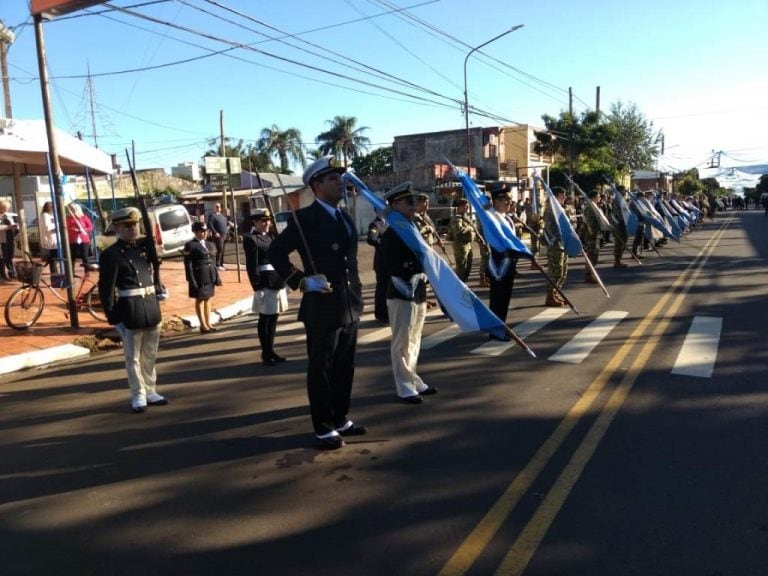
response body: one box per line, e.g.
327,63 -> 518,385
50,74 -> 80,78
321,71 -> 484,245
144,203 -> 194,258
274,211 -> 291,233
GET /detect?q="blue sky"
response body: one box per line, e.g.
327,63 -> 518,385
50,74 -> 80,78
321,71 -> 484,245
2,0 -> 767,186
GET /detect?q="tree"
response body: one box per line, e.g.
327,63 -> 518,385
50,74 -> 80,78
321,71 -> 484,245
606,101 -> 662,176
316,115 -> 371,166
351,146 -> 393,176
675,169 -> 706,195
257,125 -> 306,174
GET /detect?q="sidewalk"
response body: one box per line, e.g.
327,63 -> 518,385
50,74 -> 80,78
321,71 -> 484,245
0,259 -> 260,375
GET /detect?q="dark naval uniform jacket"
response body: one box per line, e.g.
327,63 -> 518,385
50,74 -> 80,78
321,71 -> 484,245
267,201 -> 363,328
98,238 -> 162,329
182,238 -> 220,299
380,226 -> 427,304
243,230 -> 285,292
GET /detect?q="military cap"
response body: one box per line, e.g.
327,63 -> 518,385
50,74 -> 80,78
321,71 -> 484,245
384,181 -> 416,204
111,206 -> 141,225
250,208 -> 272,221
491,185 -> 512,201
302,155 -> 346,186
452,197 -> 469,207
587,189 -> 599,198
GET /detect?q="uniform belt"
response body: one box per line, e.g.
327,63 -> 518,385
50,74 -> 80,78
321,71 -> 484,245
257,264 -> 275,272
118,286 -> 156,297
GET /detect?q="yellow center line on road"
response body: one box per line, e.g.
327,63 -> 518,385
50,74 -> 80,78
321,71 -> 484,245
438,215 -> 733,576
494,218 -> 731,576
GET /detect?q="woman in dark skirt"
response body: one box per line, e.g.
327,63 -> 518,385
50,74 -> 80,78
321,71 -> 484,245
183,221 -> 221,333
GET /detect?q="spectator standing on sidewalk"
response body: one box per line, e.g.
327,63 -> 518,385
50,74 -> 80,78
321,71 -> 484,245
0,199 -> 18,280
98,207 -> 168,414
183,221 -> 221,333
66,203 -> 97,269
39,201 -> 60,274
206,202 -> 229,271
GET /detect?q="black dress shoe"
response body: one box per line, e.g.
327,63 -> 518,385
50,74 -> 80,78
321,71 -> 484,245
131,405 -> 146,414
399,395 -> 424,404
336,423 -> 367,436
148,398 -> 169,406
262,357 -> 276,366
314,435 -> 345,450
271,353 -> 287,363
419,386 -> 438,396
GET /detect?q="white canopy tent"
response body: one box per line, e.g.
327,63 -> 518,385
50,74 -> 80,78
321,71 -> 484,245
0,118 -> 114,176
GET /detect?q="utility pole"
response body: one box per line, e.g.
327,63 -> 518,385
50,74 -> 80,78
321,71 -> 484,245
595,85 -> 601,118
219,109 -> 227,210
33,13 -> 79,328
0,20 -> 30,258
568,86 -> 574,195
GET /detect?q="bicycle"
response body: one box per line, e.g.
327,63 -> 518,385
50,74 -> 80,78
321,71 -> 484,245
4,255 -> 107,330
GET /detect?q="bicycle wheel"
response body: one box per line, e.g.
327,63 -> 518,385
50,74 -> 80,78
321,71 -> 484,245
85,284 -> 107,322
4,286 -> 45,330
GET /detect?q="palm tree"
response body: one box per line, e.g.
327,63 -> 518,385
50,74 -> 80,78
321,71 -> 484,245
315,115 -> 371,167
257,125 -> 306,174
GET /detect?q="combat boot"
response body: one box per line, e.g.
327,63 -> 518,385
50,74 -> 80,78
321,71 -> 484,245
585,270 -> 598,283
545,288 -> 563,307
613,259 -> 628,268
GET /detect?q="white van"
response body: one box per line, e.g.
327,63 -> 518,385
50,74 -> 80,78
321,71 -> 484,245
144,204 -> 194,258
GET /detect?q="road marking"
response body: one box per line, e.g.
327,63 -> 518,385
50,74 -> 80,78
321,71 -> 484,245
437,215 -> 732,576
671,316 -> 722,378
493,219 -> 730,576
470,308 -> 568,356
421,324 -> 462,350
549,311 -> 628,364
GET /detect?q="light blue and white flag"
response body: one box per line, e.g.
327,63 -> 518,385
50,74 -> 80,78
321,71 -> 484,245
534,175 -> 583,258
451,169 -> 532,259
656,199 -> 683,240
611,184 -> 639,236
342,172 -> 532,352
632,194 -> 677,240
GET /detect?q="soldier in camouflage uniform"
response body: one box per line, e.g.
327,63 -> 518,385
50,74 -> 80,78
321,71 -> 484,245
611,186 -> 630,268
413,193 -> 442,307
543,187 -> 568,307
448,197 -> 478,282
582,189 -> 604,283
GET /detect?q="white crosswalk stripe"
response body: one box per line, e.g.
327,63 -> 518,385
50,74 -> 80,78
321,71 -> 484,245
470,308 -> 569,357
275,305 -> 722,376
671,316 -> 722,378
549,310 -> 628,364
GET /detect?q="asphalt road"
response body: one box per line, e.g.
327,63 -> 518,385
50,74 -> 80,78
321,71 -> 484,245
1,211 -> 767,576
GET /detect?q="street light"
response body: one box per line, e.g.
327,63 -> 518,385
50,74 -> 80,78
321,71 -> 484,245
463,24 -> 524,176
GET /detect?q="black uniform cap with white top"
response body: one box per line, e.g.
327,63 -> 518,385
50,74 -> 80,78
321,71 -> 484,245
302,155 -> 346,186
384,181 -> 417,204
111,206 -> 141,225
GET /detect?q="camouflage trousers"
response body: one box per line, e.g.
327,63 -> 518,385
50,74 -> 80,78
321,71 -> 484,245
453,242 -> 473,282
583,234 -> 600,266
613,231 -> 628,260
547,242 -> 568,289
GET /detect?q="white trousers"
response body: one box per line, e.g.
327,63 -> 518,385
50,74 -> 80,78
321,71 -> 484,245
116,323 -> 161,401
387,298 -> 428,398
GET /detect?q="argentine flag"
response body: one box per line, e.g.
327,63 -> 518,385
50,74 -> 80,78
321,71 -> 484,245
535,176 -> 584,258
342,172 -> 518,345
453,170 -> 532,259
611,184 -> 639,236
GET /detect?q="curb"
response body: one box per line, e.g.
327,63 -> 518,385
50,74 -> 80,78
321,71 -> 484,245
0,343 -> 91,376
1,297 -> 256,376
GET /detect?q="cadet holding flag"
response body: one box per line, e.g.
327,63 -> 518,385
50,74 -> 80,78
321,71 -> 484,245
380,182 -> 439,404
